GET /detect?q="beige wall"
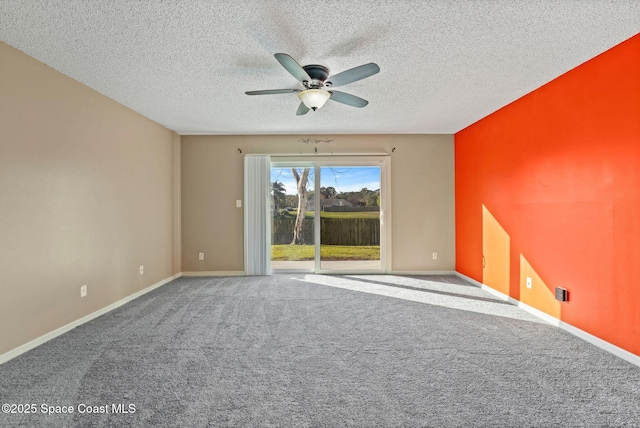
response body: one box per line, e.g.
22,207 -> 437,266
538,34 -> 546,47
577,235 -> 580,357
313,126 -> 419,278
0,42 -> 181,356
181,134 -> 454,272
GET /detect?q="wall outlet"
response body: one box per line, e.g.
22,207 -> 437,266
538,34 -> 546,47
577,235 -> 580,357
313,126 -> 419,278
139,265 -> 144,275
236,200 -> 242,208
432,252 -> 438,260
526,277 -> 533,289
199,252 -> 205,261
80,285 -> 87,298
555,287 -> 569,302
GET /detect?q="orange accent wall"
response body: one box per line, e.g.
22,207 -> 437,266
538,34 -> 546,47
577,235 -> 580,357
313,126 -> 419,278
455,34 -> 640,356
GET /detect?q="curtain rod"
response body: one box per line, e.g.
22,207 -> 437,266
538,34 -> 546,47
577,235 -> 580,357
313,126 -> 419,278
243,152 -> 389,157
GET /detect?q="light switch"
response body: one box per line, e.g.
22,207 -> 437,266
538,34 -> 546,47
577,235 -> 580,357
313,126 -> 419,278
236,200 -> 242,208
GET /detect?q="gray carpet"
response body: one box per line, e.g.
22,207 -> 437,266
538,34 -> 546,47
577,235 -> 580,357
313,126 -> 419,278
1,274 -> 639,427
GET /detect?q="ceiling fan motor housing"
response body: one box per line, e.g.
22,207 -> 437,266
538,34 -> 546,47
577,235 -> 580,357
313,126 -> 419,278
302,64 -> 330,88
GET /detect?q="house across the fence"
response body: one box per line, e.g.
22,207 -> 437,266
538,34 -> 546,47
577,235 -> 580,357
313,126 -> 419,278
306,198 -> 353,211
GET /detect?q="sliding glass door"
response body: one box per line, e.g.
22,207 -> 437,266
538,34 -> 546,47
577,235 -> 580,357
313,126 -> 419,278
270,164 -> 316,270
319,166 -> 381,271
270,157 -> 388,273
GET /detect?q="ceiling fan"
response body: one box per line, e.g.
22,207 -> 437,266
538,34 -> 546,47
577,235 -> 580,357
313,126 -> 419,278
245,53 -> 380,116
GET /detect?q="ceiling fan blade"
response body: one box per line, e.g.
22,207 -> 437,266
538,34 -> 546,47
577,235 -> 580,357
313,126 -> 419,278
329,90 -> 369,108
296,102 -> 310,116
275,53 -> 312,82
326,63 -> 380,87
245,89 -> 300,95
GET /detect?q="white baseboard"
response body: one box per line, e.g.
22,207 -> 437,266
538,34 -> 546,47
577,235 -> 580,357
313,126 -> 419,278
455,272 -> 520,304
274,270 -> 457,276
455,272 -> 640,368
0,272 -> 182,366
181,271 -> 246,277
390,270 -> 457,276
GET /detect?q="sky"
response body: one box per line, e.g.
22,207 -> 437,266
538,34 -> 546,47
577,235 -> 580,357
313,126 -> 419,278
271,166 -> 381,195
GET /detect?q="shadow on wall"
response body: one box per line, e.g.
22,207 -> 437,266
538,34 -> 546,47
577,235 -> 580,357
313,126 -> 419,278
482,205 -> 561,319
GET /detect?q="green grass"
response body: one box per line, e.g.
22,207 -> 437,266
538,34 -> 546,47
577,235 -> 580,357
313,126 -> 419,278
320,245 -> 380,260
309,211 -> 380,219
277,210 -> 379,219
271,245 -> 380,261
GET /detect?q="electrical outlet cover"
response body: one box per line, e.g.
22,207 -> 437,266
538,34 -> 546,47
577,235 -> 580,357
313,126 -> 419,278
555,287 -> 568,302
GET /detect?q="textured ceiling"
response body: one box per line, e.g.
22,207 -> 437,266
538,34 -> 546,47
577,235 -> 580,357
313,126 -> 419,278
1,1 -> 638,135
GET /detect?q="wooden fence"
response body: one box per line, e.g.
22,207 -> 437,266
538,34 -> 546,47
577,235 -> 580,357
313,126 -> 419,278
272,218 -> 380,246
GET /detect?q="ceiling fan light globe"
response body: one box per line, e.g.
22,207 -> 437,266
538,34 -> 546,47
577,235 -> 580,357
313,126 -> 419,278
298,89 -> 331,110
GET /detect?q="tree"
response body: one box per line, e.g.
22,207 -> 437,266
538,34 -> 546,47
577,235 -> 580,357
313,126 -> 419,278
284,194 -> 298,208
360,187 -> 379,207
291,168 -> 310,244
271,181 -> 286,209
320,186 -> 337,199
